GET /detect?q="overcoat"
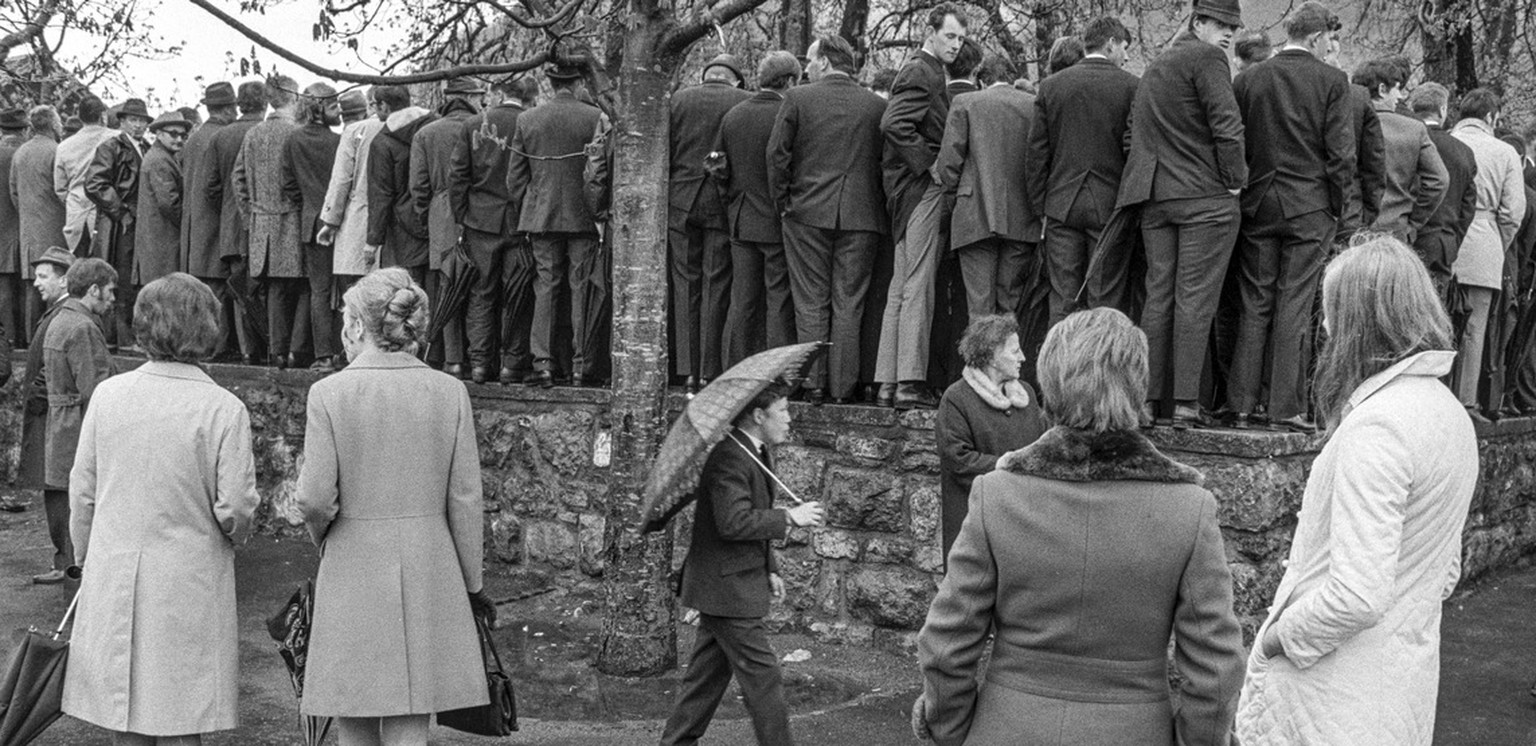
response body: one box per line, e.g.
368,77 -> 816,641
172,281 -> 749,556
507,91 -> 601,235
1236,351 -> 1478,745
202,112 -> 264,269
233,112 -> 302,278
42,297 -> 112,489
454,102 -> 524,236
668,80 -> 750,232
766,74 -> 890,235
320,118 -> 385,275
53,124 -> 115,251
1024,57 -> 1138,231
934,84 -> 1039,249
83,133 -> 142,263
281,121 -> 342,244
133,141 -> 182,284
11,134 -> 67,263
1414,123 -> 1478,275
18,296 -> 66,490
934,376 -> 1046,559
0,132 -> 24,274
881,50 -> 949,240
179,115 -> 228,276
678,430 -> 786,619
1451,118 -> 1527,289
296,349 -> 487,716
367,107 -> 436,269
715,90 -> 788,244
62,362 -> 259,736
917,426 -> 1244,746
408,102 -> 475,270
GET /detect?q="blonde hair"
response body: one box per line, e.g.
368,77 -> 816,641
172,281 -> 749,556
1036,308 -> 1146,432
342,267 -> 430,353
1314,236 -> 1453,427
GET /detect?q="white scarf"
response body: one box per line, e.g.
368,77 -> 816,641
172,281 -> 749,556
962,365 -> 1031,411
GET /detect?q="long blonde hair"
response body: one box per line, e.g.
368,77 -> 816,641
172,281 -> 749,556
1313,236 -> 1453,428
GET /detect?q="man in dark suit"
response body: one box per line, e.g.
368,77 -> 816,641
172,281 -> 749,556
714,52 -> 800,368
455,77 -> 539,385
282,83 -> 342,372
1335,44 -> 1385,242
1408,82 -> 1477,296
1117,0 -> 1246,428
669,54 -> 751,394
659,384 -> 824,746
180,83 -> 237,357
202,81 -> 267,363
507,65 -> 603,388
1025,16 -> 1139,324
767,36 -> 889,405
935,52 -> 1037,320
877,3 -> 966,410
1227,2 -> 1353,432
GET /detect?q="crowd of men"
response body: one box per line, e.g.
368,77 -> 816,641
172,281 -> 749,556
0,0 -> 1533,431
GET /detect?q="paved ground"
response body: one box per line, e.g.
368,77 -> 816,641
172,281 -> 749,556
2,504 -> 1533,745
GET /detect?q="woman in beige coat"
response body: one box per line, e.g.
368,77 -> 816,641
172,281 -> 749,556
1236,237 -> 1478,745
297,267 -> 491,746
63,273 -> 260,745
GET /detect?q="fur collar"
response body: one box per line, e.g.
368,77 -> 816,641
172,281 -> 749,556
962,366 -> 1032,411
999,426 -> 1203,485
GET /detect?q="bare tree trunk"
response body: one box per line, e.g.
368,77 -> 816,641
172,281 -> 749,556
838,0 -> 871,63
1421,0 -> 1479,94
780,0 -> 812,59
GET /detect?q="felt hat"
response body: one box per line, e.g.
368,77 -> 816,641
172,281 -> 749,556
444,77 -> 486,95
31,246 -> 75,269
338,89 -> 369,119
704,53 -> 745,86
148,110 -> 193,133
117,98 -> 151,121
1193,0 -> 1243,27
546,64 -> 584,81
0,109 -> 25,130
200,81 -> 237,107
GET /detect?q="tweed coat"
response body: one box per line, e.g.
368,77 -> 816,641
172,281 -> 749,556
917,426 -> 1244,746
715,90 -> 788,243
934,376 -> 1046,560
179,115 -> 227,276
507,91 -> 601,235
62,362 -> 258,735
678,430 -> 786,619
367,107 -> 436,269
934,84 -> 1040,249
281,121 -> 342,244
133,141 -> 182,284
0,132 -> 24,274
1451,118 -> 1527,289
320,118 -> 385,275
668,80 -> 751,232
1236,352 -> 1478,745
11,134 -> 67,263
454,102 -> 524,236
233,112 -> 302,278
1024,57 -> 1139,231
53,124 -> 115,252
42,298 -> 112,489
766,74 -> 890,235
18,296 -> 66,490
296,349 -> 487,716
1370,108 -> 1448,241
882,50 -> 949,240
408,102 -> 475,270
202,112 -> 264,269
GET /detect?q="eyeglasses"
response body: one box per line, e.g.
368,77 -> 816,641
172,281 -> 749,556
163,130 -> 189,139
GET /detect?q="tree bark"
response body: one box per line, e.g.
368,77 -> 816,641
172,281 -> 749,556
838,0 -> 870,62
779,0 -> 812,58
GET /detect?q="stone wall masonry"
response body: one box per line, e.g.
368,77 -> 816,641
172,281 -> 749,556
6,357 -> 1536,645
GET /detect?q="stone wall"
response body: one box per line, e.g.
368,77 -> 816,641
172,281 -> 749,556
7,357 -> 1536,642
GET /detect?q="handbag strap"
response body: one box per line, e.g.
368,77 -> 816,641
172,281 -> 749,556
53,589 -> 82,640
478,615 -> 507,675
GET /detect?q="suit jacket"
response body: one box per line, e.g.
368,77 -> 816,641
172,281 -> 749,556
507,91 -> 600,235
1232,49 -> 1354,230
0,133 -> 22,274
715,90 -> 787,243
918,427 -> 1243,746
321,118 -> 385,276
367,107 -> 437,268
282,121 -> 341,244
679,430 -> 786,619
669,80 -> 751,231
1415,122 -> 1478,269
203,112 -> 265,268
43,297 -> 113,489
766,74 -> 889,234
1344,85 -> 1386,233
882,50 -> 949,239
11,134 -> 66,264
233,113 -> 303,278
1025,57 -> 1138,231
133,141 -> 182,284
1371,108 -> 1448,240
409,101 -> 475,268
179,116 -> 228,277
935,84 -> 1039,248
1118,31 -> 1246,207
454,102 -> 525,235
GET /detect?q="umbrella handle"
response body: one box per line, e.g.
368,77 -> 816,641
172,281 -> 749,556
729,437 -> 804,506
53,589 -> 81,639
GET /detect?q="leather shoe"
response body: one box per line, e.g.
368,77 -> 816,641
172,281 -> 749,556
1171,404 -> 1213,430
530,370 -> 555,389
275,354 -> 291,370
499,367 -> 520,385
894,383 -> 937,410
309,356 -> 337,375
0,497 -> 25,513
1273,414 -> 1318,433
832,396 -> 857,405
444,363 -> 465,379
571,374 -> 589,388
685,375 -> 701,395
876,382 -> 897,408
803,388 -> 827,406
1230,412 -> 1251,430
471,366 -> 490,384
32,569 -> 66,585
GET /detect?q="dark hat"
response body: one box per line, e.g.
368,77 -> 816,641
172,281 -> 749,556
201,81 -> 237,107
338,89 -> 369,119
62,116 -> 82,136
444,77 -> 485,95
703,53 -> 745,86
148,110 -> 193,133
31,246 -> 75,269
545,64 -> 584,81
0,108 -> 25,130
1193,0 -> 1243,27
117,98 -> 151,121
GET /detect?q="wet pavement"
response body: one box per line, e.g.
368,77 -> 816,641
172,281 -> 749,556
2,501 -> 1534,744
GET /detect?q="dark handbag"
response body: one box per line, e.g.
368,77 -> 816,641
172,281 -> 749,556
437,614 -> 518,735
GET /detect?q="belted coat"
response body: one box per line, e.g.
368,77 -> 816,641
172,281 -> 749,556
42,297 -> 113,488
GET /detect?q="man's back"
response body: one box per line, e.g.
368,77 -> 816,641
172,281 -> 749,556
1026,57 -> 1138,228
768,75 -> 889,234
717,91 -> 786,244
458,103 -> 524,235
1418,124 -> 1477,254
669,81 -> 751,217
13,135 -> 66,262
1372,110 -> 1447,237
508,93 -> 600,234
935,84 -> 1036,247
1232,48 -> 1353,223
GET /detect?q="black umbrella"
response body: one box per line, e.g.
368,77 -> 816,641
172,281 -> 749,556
0,592 -> 79,746
1076,203 -> 1143,311
425,242 -> 477,361
267,582 -> 332,746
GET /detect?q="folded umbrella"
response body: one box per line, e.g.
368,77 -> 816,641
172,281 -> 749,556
0,592 -> 79,746
640,341 -> 828,532
1075,203 -> 1143,310
267,582 -> 332,746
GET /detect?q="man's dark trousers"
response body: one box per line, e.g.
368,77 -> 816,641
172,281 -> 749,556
303,243 -> 337,360
669,209 -> 731,380
659,614 -> 792,746
1045,222 -> 1131,324
1227,209 -> 1335,419
43,488 -> 70,570
531,232 -> 600,377
1139,195 -> 1240,408
265,277 -> 310,359
725,239 -> 795,366
957,236 -> 1030,321
782,219 -> 877,400
458,227 -> 516,372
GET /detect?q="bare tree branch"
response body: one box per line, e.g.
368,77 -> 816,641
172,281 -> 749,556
660,0 -> 770,56
0,0 -> 64,61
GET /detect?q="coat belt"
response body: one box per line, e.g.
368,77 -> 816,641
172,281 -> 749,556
984,642 -> 1169,704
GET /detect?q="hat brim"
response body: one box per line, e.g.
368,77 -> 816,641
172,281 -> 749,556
1197,8 -> 1243,27
150,123 -> 191,133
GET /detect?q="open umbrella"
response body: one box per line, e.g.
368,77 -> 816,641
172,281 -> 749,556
425,242 -> 477,361
267,582 -> 332,746
0,591 -> 78,746
640,341 -> 828,532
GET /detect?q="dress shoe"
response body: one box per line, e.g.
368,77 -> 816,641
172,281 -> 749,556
1171,404 -> 1213,430
0,497 -> 26,513
862,384 -> 878,403
832,396 -> 857,406
275,353 -> 292,370
32,569 -> 66,585
685,375 -> 701,395
309,356 -> 337,375
499,367 -> 521,385
530,370 -> 555,389
894,383 -> 938,410
1230,412 -> 1252,430
803,388 -> 827,406
471,365 -> 490,385
444,363 -> 465,379
1140,402 -> 1156,430
570,374 -> 589,388
876,382 -> 897,408
1273,414 -> 1318,433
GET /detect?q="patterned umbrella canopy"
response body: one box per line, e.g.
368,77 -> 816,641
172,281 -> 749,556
640,342 -> 828,532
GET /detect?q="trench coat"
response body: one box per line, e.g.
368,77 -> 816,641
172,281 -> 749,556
12,134 -> 67,264
201,112 -> 264,272
62,362 -> 259,735
134,141 -> 182,284
43,297 -> 112,489
83,133 -> 142,266
295,349 -> 487,716
0,133 -> 24,274
18,296 -> 67,490
320,118 -> 385,276
180,115 -> 228,276
233,112 -> 303,278
1236,351 -> 1478,746
54,124 -> 115,252
1451,118 -> 1526,289
917,426 -> 1244,746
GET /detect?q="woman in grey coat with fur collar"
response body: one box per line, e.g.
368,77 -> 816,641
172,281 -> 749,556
913,308 -> 1244,746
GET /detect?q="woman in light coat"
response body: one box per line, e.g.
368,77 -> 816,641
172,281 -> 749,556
913,308 -> 1244,746
63,273 -> 260,745
1236,237 -> 1479,745
297,267 -> 492,746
